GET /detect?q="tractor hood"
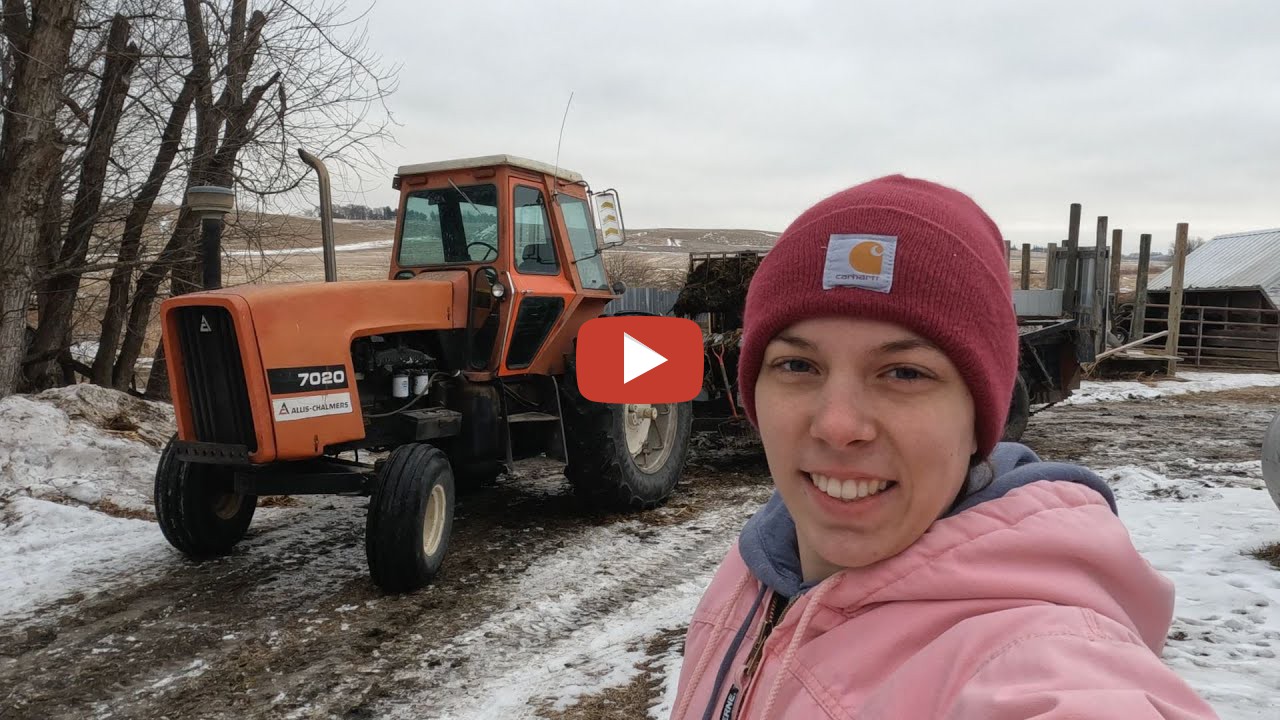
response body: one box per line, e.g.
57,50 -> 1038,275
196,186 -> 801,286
221,275 -> 467,341
216,275 -> 468,391
160,275 -> 469,462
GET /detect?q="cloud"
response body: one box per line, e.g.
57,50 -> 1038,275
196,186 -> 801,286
346,0 -> 1279,250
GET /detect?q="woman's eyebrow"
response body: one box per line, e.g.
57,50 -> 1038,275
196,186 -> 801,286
877,337 -> 939,354
772,333 -> 816,350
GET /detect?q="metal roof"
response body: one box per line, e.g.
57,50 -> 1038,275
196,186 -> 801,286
395,154 -> 583,183
1148,228 -> 1280,309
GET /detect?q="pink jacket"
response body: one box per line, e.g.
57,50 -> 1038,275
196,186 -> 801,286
670,468 -> 1220,719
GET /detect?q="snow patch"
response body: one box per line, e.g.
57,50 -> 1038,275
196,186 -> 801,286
1066,371 -> 1280,405
0,497 -> 168,621
0,386 -> 171,514
225,239 -> 392,257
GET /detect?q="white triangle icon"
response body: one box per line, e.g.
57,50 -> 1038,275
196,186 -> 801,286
622,332 -> 667,384
199,316 -> 212,333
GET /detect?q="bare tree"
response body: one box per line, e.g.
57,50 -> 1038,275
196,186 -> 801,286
0,0 -> 82,399
0,0 -> 395,396
604,250 -> 685,290
24,13 -> 139,387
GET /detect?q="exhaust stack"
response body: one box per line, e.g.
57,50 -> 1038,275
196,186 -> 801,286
297,149 -> 337,282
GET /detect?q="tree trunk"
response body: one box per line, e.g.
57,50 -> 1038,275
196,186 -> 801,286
0,0 -> 82,399
91,72 -> 198,386
114,210 -> 197,391
26,13 -> 138,389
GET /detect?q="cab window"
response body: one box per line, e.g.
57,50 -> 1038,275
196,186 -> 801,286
558,195 -> 608,290
398,183 -> 499,266
513,185 -> 559,275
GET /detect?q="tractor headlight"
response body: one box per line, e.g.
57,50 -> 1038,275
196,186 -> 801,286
492,282 -> 506,299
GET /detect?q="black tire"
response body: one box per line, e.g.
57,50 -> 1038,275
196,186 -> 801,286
560,357 -> 694,512
365,443 -> 455,592
154,435 -> 257,557
1002,373 -> 1031,442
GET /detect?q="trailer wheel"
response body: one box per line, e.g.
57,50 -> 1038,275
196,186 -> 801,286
560,358 -> 694,512
1002,374 -> 1031,442
365,443 -> 455,592
154,435 -> 257,557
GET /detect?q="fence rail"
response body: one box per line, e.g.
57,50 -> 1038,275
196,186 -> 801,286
603,287 -> 680,316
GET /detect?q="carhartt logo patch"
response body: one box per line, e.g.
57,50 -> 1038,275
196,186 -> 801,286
823,234 -> 897,293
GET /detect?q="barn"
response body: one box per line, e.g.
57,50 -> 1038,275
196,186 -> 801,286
1143,228 -> 1280,371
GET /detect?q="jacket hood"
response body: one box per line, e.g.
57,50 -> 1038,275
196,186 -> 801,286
738,443 -> 1172,653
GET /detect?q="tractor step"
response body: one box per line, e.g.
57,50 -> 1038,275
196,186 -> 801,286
507,411 -> 560,423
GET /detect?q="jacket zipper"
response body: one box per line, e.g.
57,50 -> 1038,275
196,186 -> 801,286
732,592 -> 797,718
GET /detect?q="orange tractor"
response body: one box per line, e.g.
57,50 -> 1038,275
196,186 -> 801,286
155,153 -> 694,591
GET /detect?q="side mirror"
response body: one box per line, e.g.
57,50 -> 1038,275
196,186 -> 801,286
592,189 -> 626,249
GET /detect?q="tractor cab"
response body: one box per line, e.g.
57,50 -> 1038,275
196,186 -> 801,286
388,155 -> 626,379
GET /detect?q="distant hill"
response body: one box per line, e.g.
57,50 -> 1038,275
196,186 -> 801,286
617,228 -> 779,254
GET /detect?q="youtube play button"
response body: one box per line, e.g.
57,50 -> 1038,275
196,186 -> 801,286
577,317 -> 704,404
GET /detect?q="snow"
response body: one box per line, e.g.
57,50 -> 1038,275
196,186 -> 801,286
0,385 -> 176,622
1066,371 -> 1280,405
1102,466 -> 1280,718
225,238 -> 392,257
0,385 -> 173,514
0,496 -> 168,621
2,381 -> 1279,716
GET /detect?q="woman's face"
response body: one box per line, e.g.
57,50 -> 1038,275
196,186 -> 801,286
754,316 -> 978,582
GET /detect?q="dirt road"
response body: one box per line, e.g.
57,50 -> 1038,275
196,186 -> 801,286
2,387 -> 1276,720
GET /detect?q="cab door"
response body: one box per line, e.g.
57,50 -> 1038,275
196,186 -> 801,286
500,180 -> 575,373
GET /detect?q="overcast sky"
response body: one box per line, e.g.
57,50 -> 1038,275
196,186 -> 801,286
341,0 -> 1278,252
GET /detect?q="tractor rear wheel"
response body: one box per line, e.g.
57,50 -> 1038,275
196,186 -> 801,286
560,358 -> 694,512
365,443 -> 455,592
154,435 -> 257,557
1002,373 -> 1031,442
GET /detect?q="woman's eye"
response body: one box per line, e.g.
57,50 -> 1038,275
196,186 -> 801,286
888,367 -> 924,381
774,358 -> 814,374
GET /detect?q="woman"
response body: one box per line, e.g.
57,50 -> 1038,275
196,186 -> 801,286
668,176 -> 1219,719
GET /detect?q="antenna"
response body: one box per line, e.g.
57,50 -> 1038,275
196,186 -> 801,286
551,91 -> 574,199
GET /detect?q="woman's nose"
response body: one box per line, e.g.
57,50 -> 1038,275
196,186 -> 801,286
808,384 -> 878,448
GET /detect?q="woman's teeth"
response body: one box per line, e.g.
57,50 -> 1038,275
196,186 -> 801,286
809,473 -> 892,501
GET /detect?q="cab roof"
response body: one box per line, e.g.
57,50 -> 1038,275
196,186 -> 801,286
395,154 -> 584,184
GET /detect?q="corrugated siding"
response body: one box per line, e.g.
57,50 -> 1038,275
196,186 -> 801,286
604,287 -> 681,316
1149,228 -> 1280,307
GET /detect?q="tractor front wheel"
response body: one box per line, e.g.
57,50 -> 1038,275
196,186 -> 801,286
365,443 -> 456,592
560,359 -> 694,512
154,436 -> 257,557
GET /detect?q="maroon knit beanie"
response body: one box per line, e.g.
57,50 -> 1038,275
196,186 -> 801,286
737,174 -> 1019,459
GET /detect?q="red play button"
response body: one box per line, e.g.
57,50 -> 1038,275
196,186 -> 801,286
577,317 -> 704,404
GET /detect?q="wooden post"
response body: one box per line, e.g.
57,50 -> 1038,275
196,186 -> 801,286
1094,216 -> 1108,354
1063,204 -> 1081,314
1020,243 -> 1031,290
1165,224 -> 1189,376
1133,233 -> 1152,341
1045,242 -> 1058,290
1005,241 -> 1012,282
1109,228 -> 1123,311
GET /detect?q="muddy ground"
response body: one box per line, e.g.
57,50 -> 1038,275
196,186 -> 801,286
1,386 -> 1277,720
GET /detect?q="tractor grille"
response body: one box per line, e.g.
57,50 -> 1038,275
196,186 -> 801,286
174,306 -> 257,451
